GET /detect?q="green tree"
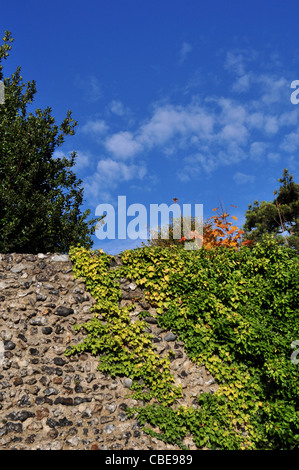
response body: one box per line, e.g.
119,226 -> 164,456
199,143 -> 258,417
243,169 -> 299,252
0,31 -> 101,254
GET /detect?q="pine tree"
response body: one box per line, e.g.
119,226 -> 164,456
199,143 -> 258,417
243,169 -> 299,252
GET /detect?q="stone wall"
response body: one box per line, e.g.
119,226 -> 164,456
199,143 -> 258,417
0,253 -> 217,450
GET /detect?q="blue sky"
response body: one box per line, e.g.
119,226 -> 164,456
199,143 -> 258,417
1,0 -> 299,253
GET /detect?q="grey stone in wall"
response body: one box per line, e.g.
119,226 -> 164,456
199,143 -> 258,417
0,252 -> 217,450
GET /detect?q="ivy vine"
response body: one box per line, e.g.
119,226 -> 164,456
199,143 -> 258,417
66,234 -> 299,450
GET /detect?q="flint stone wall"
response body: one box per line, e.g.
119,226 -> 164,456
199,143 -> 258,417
0,253 -> 217,450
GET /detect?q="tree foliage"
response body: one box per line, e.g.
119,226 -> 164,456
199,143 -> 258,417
200,205 -> 246,250
0,31 -> 100,253
243,169 -> 299,253
144,202 -> 247,251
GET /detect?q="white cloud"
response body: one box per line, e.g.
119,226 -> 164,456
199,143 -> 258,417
232,73 -> 252,93
138,104 -> 214,147
53,149 -> 64,160
279,110 -> 299,127
74,151 -> 91,170
53,149 -> 90,170
177,153 -> 218,181
246,112 -> 265,129
258,76 -> 289,105
233,172 -> 256,185
105,131 -> 143,159
103,104 -> 215,159
217,97 -> 247,123
264,115 -> 279,134
246,111 -> 280,135
101,88 -> 295,176
219,123 -> 248,143
84,158 -> 147,200
108,100 -> 126,116
96,158 -> 146,182
81,119 -> 109,135
280,130 -> 299,153
232,71 -> 288,103
178,42 -> 192,64
285,155 -> 299,171
80,50 -> 299,190
250,141 -> 269,161
267,152 -> 280,163
225,51 -> 247,76
225,50 -> 291,112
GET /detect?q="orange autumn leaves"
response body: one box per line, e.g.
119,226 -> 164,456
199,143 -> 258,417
179,205 -> 254,250
203,205 -> 244,250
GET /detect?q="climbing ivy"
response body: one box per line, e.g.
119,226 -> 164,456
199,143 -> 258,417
66,234 -> 299,450
66,246 -> 182,405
